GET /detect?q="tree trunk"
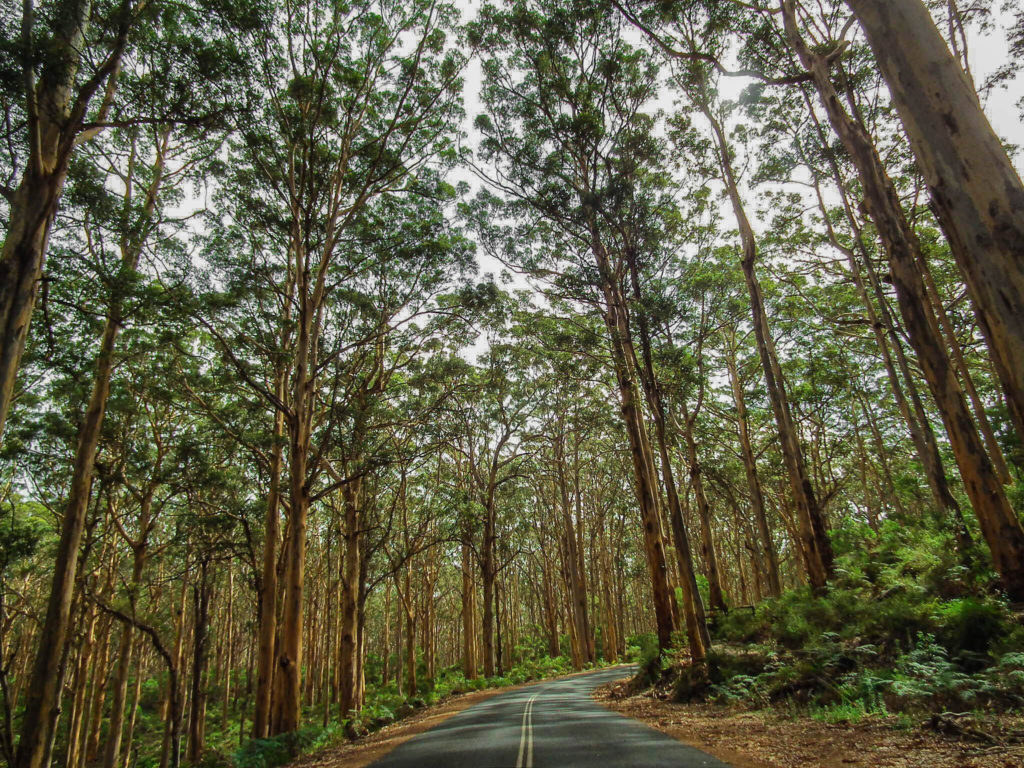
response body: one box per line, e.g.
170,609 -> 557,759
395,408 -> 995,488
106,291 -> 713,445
253,391 -> 285,738
587,223 -> 677,649
783,1 -> 1024,598
554,429 -> 593,666
15,134 -> 168,768
725,335 -> 782,597
678,403 -> 727,614
844,0 -> 1024,442
803,135 -> 968,536
460,541 -> 477,678
702,99 -> 833,590
186,560 -> 211,763
337,478 -> 363,718
481,495 -> 496,677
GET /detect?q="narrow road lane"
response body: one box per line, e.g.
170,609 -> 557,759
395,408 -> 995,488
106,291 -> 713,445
368,666 -> 730,768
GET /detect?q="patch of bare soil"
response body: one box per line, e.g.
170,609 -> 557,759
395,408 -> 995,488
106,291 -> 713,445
290,687 -> 507,768
594,683 -> 1024,768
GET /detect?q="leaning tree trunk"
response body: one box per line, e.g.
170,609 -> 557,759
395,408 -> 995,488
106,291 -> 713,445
0,0 -> 127,449
679,403 -> 727,614
802,130 -> 970,542
14,127 -> 166,768
843,0 -> 1024,443
783,0 -> 1024,599
588,220 -> 677,649
701,100 -> 833,590
725,335 -> 782,597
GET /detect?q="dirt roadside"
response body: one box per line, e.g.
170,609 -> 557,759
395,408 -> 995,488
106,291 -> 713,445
288,686 -> 508,768
594,684 -> 1024,768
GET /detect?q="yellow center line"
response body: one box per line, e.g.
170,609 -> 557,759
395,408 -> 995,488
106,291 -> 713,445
516,692 -> 540,768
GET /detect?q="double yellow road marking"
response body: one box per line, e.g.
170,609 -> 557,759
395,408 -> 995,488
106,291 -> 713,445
515,692 -> 539,768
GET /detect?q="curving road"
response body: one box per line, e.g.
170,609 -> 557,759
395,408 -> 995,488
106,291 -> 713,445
368,666 -> 730,768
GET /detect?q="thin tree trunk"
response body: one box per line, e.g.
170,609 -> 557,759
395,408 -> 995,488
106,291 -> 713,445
724,333 -> 782,597
554,429 -> 593,666
337,477 -> 363,718
678,402 -> 726,614
701,97 -> 833,590
253,383 -> 285,738
461,541 -> 477,677
186,559 -> 211,763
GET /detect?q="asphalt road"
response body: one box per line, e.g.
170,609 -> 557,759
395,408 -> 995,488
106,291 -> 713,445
368,666 -> 731,768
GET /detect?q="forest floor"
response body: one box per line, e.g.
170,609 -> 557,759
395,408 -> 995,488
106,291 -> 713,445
595,682 -> 1024,767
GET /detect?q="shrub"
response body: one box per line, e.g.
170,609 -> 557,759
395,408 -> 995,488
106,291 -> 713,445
888,633 -> 981,711
932,598 -> 1010,659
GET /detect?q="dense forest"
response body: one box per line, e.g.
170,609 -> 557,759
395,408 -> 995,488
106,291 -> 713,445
1,0 -> 1024,765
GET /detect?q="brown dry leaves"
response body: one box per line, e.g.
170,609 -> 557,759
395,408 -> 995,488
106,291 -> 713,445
595,685 -> 1024,768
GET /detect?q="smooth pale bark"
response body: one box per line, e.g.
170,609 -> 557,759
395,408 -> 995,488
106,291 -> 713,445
918,252 -> 1011,483
701,100 -> 833,590
844,0 -> 1024,442
783,1 -> 1024,598
804,148 -> 968,536
271,397 -> 310,731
